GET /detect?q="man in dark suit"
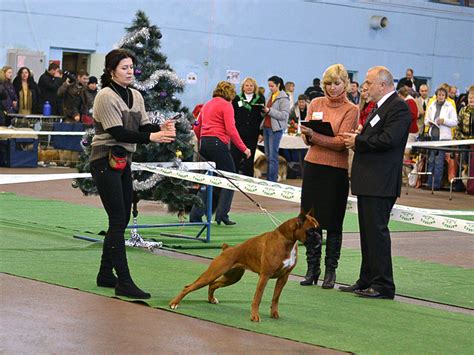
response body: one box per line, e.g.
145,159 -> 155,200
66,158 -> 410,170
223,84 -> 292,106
342,66 -> 411,299
396,68 -> 421,92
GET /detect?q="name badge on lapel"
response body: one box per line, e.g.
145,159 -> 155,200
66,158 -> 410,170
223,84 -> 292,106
312,112 -> 323,120
370,114 -> 381,127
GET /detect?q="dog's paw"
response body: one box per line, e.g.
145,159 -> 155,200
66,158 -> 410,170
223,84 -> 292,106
250,313 -> 261,322
169,302 -> 179,310
208,297 -> 219,304
270,310 -> 279,319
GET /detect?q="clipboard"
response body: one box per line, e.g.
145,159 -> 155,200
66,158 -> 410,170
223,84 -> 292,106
300,120 -> 335,137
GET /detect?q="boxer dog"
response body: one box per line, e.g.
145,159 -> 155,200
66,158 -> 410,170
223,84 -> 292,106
169,210 -> 320,322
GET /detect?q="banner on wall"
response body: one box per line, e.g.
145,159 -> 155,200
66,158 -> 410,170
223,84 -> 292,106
226,70 -> 240,84
186,72 -> 197,84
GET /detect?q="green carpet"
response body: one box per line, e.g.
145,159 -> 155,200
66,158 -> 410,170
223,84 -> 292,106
179,245 -> 474,309
1,192 -> 473,352
1,223 -> 473,354
0,192 -> 473,308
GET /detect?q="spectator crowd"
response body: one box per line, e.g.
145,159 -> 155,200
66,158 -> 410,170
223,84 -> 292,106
0,63 -> 98,126
1,62 -> 473,191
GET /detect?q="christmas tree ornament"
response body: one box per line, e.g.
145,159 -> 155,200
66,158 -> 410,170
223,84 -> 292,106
134,68 -> 142,77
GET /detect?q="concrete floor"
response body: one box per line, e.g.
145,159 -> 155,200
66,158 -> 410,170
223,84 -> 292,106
0,274 -> 341,354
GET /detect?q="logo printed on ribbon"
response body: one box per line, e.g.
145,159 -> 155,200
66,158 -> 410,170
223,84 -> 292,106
464,223 -> 474,233
400,212 -> 415,222
244,185 -> 258,192
442,219 -> 458,229
421,215 -> 436,225
263,187 -> 276,196
281,190 -> 295,200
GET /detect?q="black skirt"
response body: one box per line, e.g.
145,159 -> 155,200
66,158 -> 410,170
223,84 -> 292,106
301,162 -> 349,231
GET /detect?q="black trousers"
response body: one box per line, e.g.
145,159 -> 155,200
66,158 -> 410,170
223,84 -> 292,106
230,132 -> 258,177
90,157 -> 132,252
356,195 -> 396,297
190,136 -> 236,221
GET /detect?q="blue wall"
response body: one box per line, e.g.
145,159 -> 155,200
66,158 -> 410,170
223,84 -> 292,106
1,0 -> 473,109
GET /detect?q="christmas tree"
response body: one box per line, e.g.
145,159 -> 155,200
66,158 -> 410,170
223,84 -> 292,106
75,10 -> 200,217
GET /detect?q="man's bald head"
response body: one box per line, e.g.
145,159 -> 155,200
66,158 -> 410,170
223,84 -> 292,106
365,66 -> 395,102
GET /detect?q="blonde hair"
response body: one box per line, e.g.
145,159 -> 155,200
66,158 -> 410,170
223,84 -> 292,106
321,64 -> 350,95
240,77 -> 258,95
359,81 -> 369,110
213,81 -> 236,101
1,66 -> 13,82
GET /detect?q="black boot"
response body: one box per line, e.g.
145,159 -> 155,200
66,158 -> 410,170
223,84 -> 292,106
300,228 -> 322,286
111,242 -> 151,299
322,231 -> 342,289
96,236 -> 117,288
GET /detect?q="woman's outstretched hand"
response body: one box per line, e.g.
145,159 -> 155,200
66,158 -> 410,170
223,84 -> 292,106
150,130 -> 176,143
160,120 -> 176,133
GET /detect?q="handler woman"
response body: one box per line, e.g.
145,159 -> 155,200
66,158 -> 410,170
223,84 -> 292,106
190,81 -> 251,225
90,49 -> 176,299
299,64 -> 358,289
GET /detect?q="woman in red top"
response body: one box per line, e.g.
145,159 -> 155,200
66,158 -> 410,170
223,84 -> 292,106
397,86 -> 419,140
190,81 -> 251,225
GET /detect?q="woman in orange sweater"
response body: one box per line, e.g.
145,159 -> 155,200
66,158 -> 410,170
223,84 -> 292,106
299,64 -> 358,289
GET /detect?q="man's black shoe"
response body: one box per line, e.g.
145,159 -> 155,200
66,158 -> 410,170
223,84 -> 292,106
354,287 -> 394,299
339,283 -> 361,293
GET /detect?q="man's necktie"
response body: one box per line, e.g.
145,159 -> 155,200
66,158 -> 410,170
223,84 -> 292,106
369,104 -> 378,119
423,101 -> 427,112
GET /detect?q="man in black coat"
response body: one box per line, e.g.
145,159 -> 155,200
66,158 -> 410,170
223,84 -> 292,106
396,68 -> 421,92
343,66 -> 411,300
38,63 -> 62,115
304,78 -> 324,101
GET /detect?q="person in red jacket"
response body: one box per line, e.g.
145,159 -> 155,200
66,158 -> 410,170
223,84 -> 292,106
190,81 -> 251,225
357,81 -> 376,131
398,86 -> 419,161
398,86 -> 419,141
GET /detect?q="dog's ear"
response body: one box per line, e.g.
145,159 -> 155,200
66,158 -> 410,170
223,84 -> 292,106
306,207 -> 315,218
297,209 -> 306,227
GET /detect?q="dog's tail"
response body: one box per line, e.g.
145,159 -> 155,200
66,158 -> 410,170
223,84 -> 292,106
221,243 -> 230,250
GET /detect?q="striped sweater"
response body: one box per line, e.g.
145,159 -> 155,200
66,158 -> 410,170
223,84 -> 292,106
90,87 -> 150,162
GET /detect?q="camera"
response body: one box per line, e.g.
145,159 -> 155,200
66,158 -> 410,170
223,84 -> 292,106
63,70 -> 77,83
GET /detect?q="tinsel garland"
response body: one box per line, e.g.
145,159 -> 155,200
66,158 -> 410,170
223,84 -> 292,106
133,70 -> 185,91
115,27 -> 150,48
132,157 -> 186,191
147,110 -> 181,124
133,173 -> 164,191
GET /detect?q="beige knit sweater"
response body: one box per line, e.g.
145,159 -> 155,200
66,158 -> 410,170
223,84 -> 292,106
304,92 -> 358,170
90,87 -> 150,161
